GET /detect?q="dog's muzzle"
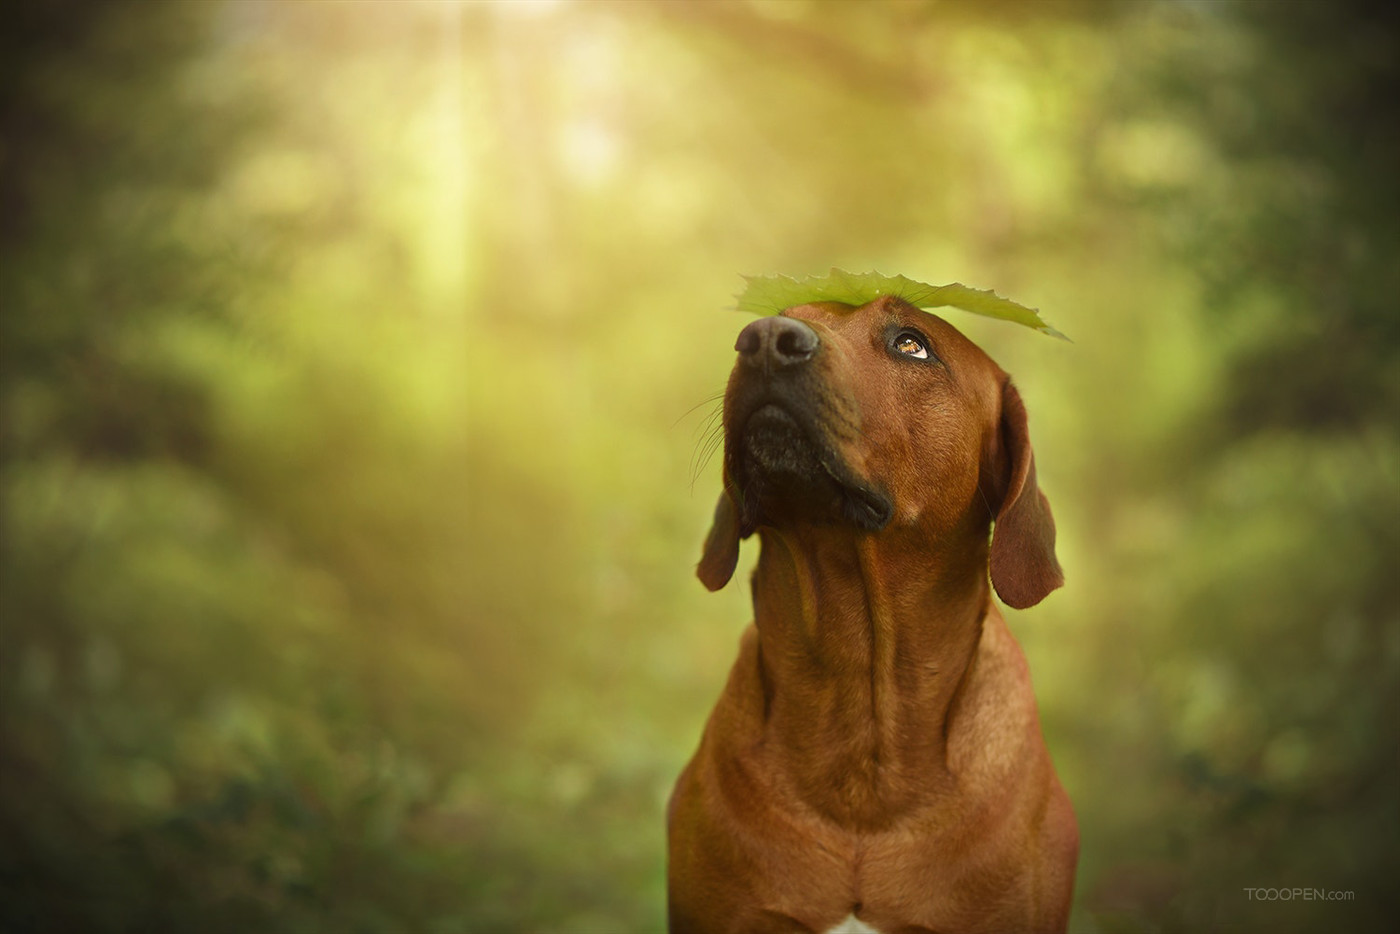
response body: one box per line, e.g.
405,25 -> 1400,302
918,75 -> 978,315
725,317 -> 892,533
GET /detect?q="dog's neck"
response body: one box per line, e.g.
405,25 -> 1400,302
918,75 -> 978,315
751,519 -> 991,828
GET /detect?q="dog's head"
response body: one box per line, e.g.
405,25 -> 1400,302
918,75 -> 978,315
698,295 -> 1062,609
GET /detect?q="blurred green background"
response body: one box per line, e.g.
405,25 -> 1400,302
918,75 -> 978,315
2,1 -> 1396,932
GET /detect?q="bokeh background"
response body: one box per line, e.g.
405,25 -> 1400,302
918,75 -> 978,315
2,1 -> 1396,932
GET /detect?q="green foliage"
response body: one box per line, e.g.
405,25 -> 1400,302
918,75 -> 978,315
1,1 -> 1396,933
736,269 -> 1069,340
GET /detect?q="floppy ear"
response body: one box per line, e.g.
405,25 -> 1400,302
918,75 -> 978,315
989,380 -> 1063,609
697,490 -> 742,591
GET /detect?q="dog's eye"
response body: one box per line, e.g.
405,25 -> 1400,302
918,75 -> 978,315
894,333 -> 928,359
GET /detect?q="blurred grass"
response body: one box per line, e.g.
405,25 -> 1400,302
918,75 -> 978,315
1,1 -> 1397,932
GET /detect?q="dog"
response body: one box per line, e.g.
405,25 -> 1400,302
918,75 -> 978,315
667,296 -> 1077,934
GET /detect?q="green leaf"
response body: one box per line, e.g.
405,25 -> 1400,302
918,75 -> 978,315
734,269 -> 1069,341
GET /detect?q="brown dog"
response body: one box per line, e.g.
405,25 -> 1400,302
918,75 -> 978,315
668,296 -> 1077,934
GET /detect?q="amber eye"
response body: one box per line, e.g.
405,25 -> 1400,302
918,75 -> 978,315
894,333 -> 929,359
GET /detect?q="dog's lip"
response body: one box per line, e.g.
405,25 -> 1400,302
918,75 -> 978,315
732,392 -> 794,427
730,397 -> 825,467
726,397 -> 893,533
739,400 -> 801,433
728,391 -> 840,476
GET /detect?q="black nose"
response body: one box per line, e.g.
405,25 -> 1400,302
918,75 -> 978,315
735,317 -> 819,370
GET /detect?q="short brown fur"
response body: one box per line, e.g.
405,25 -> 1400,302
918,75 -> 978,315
669,297 -> 1077,934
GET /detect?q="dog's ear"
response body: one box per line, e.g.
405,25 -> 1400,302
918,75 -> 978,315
697,490 -> 741,591
989,380 -> 1063,609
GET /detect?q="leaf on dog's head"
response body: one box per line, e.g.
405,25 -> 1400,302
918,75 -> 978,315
735,269 -> 1069,341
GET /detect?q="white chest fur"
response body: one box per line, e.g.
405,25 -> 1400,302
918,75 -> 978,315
823,915 -> 882,934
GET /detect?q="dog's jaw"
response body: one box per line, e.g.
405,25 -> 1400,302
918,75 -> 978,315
728,400 -> 892,536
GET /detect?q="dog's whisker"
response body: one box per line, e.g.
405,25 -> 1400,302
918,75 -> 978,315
672,390 -> 727,431
690,407 -> 724,459
974,477 -> 996,522
690,424 -> 726,489
695,405 -> 724,439
689,410 -> 725,478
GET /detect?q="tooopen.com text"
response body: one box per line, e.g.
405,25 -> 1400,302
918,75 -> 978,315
1244,888 -> 1355,902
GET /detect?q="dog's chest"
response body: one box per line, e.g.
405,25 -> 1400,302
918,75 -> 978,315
823,915 -> 882,934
